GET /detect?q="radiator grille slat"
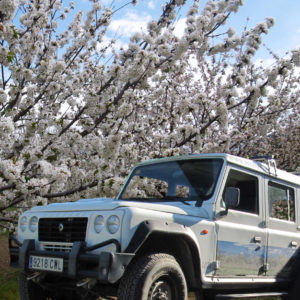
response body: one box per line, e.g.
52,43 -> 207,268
38,218 -> 88,243
41,242 -> 73,252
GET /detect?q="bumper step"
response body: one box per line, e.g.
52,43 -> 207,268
215,292 -> 287,299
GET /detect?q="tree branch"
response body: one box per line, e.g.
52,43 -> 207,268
0,217 -> 18,224
0,183 -> 16,193
42,180 -> 98,199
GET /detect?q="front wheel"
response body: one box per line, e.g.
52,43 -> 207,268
118,253 -> 188,300
19,272 -> 83,300
19,272 -> 47,300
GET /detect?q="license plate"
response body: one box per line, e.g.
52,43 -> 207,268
29,256 -> 63,272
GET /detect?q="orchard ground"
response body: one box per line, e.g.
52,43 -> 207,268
0,233 -> 19,300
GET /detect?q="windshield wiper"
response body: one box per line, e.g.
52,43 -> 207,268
120,197 -> 166,202
120,196 -> 204,206
159,196 -> 191,206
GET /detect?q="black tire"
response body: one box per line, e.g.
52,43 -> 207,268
288,272 -> 300,300
117,253 -> 188,300
19,272 -> 47,300
19,272 -> 85,300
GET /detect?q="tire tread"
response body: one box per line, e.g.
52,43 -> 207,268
118,253 -> 187,300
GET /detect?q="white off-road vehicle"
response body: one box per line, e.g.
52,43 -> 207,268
10,153 -> 300,300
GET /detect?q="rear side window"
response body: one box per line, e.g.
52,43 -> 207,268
268,182 -> 295,222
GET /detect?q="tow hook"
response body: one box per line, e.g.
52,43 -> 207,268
76,278 -> 96,289
26,272 -> 41,281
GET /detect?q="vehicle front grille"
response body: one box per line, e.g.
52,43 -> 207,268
41,242 -> 73,252
38,217 -> 88,243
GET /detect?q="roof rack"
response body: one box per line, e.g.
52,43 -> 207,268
251,155 -> 277,176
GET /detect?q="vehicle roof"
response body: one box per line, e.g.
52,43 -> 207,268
136,153 -> 300,187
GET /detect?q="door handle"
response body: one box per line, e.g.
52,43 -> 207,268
254,236 -> 262,243
290,241 -> 298,248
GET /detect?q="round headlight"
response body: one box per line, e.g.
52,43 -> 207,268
107,215 -> 120,234
94,215 -> 104,233
20,216 -> 27,232
29,216 -> 38,232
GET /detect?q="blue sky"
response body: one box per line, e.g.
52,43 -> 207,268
227,0 -> 300,59
73,0 -> 300,61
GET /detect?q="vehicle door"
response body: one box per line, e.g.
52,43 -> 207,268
215,167 -> 267,277
265,180 -> 300,278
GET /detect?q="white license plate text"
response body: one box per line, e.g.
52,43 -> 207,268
29,256 -> 63,272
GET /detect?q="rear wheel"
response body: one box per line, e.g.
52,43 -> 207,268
289,272 -> 300,300
118,253 -> 188,300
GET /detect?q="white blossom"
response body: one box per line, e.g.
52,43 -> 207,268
23,69 -> 34,81
292,49 -> 300,67
53,60 -> 66,73
54,1 -> 62,10
0,117 -> 15,136
0,0 -> 299,228
228,27 -> 235,37
0,0 -> 18,22
0,89 -> 7,103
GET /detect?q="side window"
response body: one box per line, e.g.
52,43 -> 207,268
268,182 -> 295,222
223,169 -> 259,214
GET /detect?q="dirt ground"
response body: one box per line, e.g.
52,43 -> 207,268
0,235 -> 12,277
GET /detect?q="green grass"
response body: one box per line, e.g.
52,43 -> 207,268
0,268 -> 19,300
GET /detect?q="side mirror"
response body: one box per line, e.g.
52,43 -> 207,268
224,187 -> 240,209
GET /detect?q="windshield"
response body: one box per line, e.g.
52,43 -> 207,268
118,159 -> 223,203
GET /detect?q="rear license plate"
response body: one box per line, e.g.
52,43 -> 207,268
29,256 -> 63,272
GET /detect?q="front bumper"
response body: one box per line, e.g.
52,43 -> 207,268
9,235 -> 134,284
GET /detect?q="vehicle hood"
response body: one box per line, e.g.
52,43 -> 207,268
29,198 -> 210,218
